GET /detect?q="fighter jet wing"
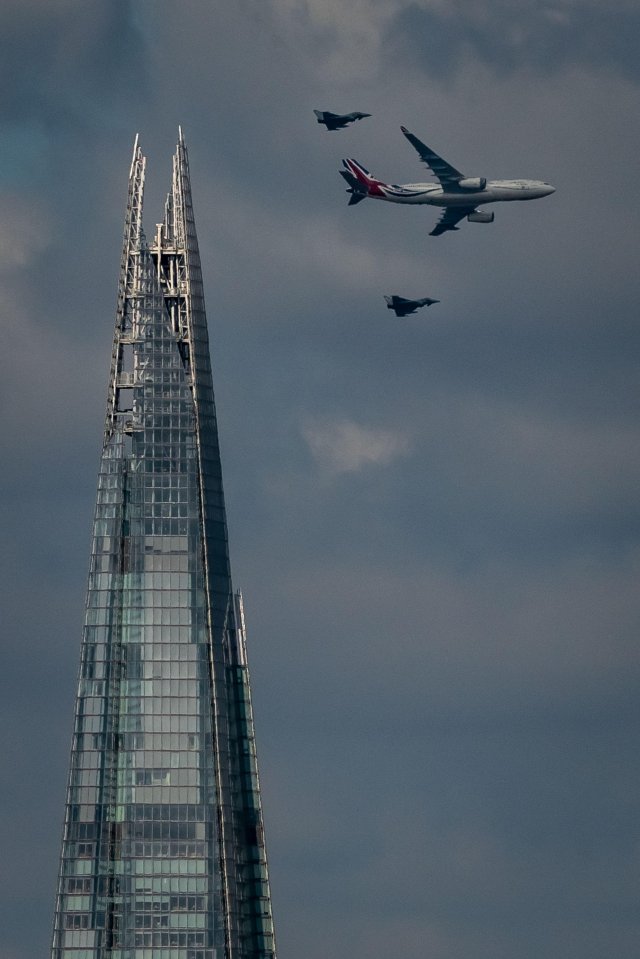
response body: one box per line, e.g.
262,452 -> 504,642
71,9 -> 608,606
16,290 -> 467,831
387,296 -> 413,309
430,206 -> 476,236
400,126 -> 464,189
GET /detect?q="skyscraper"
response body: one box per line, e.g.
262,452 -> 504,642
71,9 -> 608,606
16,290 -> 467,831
51,132 -> 276,959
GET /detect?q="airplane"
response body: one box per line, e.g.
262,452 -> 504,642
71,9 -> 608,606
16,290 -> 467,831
385,295 -> 440,316
314,109 -> 371,131
340,126 -> 555,235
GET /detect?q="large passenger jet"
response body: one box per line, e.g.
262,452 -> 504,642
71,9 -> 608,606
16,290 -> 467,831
340,126 -> 555,236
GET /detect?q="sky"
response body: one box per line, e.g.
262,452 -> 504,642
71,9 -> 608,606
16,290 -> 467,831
1,2 -> 639,957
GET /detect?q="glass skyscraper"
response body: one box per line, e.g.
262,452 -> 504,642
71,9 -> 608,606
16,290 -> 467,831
51,132 -> 276,959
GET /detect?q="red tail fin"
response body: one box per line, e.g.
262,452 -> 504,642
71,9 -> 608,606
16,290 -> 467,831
342,159 -> 386,197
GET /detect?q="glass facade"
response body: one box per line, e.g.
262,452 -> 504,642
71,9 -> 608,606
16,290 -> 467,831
51,134 -> 276,959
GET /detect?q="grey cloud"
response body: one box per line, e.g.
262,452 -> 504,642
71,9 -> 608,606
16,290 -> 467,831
301,416 -> 411,474
0,1 -> 144,128
385,1 -> 640,82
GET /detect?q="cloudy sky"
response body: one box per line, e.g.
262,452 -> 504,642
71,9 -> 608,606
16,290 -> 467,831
1,2 -> 639,957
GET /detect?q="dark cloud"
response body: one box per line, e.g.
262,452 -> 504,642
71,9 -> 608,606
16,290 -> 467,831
0,0 -> 145,127
385,1 -> 640,83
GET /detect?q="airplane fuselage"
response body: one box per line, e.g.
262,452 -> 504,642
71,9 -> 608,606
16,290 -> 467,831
339,131 -> 555,234
367,179 -> 555,207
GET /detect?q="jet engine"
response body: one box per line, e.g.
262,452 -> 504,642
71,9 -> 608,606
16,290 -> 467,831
457,177 -> 487,191
467,210 -> 494,224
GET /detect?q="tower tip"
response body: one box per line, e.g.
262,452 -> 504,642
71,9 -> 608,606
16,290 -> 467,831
129,133 -> 141,179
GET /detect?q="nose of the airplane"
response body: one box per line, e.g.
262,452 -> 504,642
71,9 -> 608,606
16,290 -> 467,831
543,184 -> 556,196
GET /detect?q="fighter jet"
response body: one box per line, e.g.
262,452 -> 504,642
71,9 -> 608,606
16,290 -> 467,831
385,295 -> 440,317
314,109 -> 371,131
340,126 -> 555,234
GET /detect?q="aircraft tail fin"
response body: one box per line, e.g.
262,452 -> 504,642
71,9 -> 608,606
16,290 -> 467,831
341,158 -> 386,199
339,167 -> 368,205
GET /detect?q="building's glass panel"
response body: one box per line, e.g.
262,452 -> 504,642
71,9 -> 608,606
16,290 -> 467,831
52,135 -> 276,959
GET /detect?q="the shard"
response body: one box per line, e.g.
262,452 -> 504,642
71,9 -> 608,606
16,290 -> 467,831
51,132 -> 276,959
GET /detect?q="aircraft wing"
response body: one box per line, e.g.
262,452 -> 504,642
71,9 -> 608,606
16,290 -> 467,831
430,206 -> 476,236
315,110 -> 344,129
400,127 -> 464,188
385,295 -> 411,315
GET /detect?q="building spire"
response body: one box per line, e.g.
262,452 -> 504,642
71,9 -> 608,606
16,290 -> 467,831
50,137 -> 277,959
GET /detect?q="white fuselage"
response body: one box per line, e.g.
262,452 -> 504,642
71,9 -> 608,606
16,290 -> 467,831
374,179 -> 555,206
